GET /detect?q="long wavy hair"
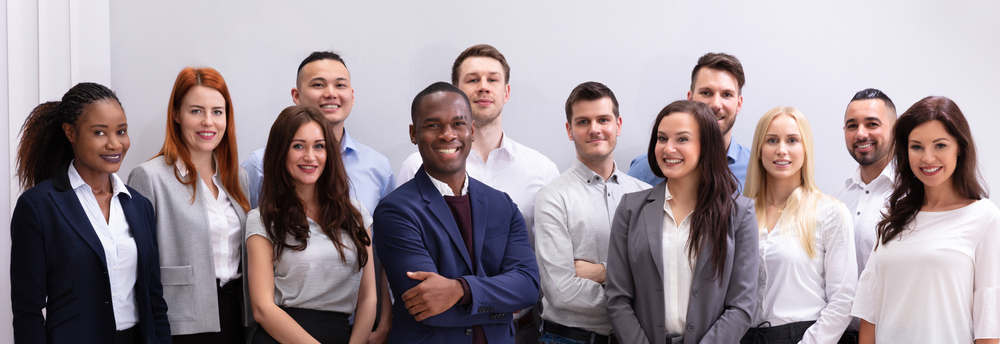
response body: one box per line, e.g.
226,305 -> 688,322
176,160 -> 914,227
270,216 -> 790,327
877,96 -> 986,246
744,106 -> 831,259
16,82 -> 121,190
259,105 -> 369,269
646,100 -> 737,278
154,67 -> 249,212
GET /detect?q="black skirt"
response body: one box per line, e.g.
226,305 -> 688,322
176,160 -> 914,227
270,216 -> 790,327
251,307 -> 351,344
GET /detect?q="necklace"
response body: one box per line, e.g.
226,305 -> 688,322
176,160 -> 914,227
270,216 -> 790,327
765,197 -> 784,214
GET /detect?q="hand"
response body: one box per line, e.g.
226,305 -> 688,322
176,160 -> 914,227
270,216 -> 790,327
574,260 -> 606,284
401,271 -> 464,321
367,326 -> 389,344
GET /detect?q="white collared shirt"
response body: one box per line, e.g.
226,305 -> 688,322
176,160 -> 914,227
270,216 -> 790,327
661,183 -> 694,336
829,164 -> 894,276
178,161 -> 242,286
67,161 -> 138,330
753,197 -> 857,343
425,171 -> 470,197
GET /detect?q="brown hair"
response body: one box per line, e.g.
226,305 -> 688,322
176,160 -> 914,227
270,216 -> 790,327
16,82 -> 121,190
877,96 -> 986,246
691,53 -> 745,95
564,81 -> 619,122
155,67 -> 249,212
646,100 -> 737,278
451,44 -> 510,85
259,105 -> 369,268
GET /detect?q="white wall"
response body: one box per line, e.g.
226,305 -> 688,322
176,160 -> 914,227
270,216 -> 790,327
5,0 -> 999,338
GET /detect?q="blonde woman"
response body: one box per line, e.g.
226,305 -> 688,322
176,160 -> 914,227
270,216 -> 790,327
741,107 -> 857,344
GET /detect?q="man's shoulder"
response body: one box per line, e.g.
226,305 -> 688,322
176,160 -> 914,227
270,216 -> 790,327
504,136 -> 558,170
345,138 -> 391,166
617,172 -> 653,191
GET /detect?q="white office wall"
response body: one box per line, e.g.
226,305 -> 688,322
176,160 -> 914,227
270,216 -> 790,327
108,1 -> 999,195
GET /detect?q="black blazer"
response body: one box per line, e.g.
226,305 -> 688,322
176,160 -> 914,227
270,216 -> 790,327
10,165 -> 171,343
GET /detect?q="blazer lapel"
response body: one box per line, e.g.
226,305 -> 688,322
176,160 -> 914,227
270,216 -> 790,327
644,183 -> 666,282
50,187 -> 108,266
416,169 -> 474,272
119,193 -> 148,275
470,181 -> 487,275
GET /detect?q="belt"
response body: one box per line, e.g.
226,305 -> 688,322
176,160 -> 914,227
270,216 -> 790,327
542,320 -> 617,344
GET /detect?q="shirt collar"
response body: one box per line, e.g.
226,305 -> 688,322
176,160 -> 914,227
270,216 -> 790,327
846,161 -> 896,188
426,171 -> 470,197
176,154 -> 219,179
341,129 -> 357,155
570,158 -> 620,185
67,159 -> 131,198
725,141 -> 739,164
662,180 -> 675,211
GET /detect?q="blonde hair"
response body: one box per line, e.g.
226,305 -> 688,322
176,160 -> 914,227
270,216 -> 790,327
743,106 -> 825,258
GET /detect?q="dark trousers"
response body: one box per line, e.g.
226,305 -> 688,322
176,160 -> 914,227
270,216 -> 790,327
514,307 -> 541,344
173,278 -> 245,344
741,321 -> 858,344
251,307 -> 351,344
117,326 -> 139,344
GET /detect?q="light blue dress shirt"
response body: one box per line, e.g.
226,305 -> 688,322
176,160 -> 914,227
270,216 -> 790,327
627,141 -> 750,192
241,129 -> 394,215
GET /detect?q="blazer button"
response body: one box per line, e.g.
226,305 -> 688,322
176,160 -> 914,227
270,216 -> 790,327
687,324 -> 695,332
692,290 -> 699,297
466,328 -> 472,336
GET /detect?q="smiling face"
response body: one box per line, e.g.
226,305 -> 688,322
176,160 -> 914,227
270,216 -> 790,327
567,97 -> 621,164
285,120 -> 327,189
687,68 -> 742,137
761,114 -> 805,182
176,85 -> 227,158
64,100 -> 130,176
292,59 -> 355,126
844,99 -> 893,166
655,112 -> 701,182
907,120 -> 959,190
455,57 -> 510,127
410,91 -> 475,181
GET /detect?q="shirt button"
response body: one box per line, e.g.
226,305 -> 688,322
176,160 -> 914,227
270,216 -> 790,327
865,190 -> 869,194
112,265 -> 117,270
857,212 -> 861,215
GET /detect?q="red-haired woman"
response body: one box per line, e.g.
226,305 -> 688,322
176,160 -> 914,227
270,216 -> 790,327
245,105 -> 375,344
128,67 -> 252,343
850,96 -> 999,344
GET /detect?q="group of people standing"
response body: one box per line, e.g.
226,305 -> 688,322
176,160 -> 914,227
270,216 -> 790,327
9,44 -> 998,344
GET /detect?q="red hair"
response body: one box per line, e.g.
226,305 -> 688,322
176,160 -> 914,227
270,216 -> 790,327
155,67 -> 250,212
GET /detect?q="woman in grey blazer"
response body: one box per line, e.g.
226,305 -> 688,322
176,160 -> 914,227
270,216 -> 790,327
606,100 -> 759,344
128,67 -> 252,344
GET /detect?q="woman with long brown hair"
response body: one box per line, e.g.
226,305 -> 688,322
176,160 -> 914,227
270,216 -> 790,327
605,100 -> 758,344
128,67 -> 251,343
246,105 -> 376,344
11,82 -> 170,343
851,96 -> 999,344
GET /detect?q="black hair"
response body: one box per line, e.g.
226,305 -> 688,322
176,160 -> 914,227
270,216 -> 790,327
564,81 -> 619,122
410,82 -> 471,123
850,88 -> 897,116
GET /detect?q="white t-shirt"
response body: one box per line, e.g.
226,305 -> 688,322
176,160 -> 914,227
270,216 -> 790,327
851,199 -> 1000,342
246,200 -> 373,314
753,197 -> 857,344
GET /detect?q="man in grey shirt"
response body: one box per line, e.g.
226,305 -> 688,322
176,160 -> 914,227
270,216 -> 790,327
533,82 -> 650,343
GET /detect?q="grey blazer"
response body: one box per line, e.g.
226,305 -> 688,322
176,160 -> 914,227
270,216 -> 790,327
605,182 -> 758,344
128,156 -> 252,335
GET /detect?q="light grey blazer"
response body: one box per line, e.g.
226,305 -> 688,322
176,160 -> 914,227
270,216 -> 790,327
605,182 -> 758,344
128,156 -> 252,335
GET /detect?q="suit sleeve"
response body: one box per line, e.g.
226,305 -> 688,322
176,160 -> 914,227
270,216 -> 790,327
700,198 -> 758,343
10,195 -> 48,343
605,194 -> 650,344
458,194 -> 540,319
372,201 -> 442,309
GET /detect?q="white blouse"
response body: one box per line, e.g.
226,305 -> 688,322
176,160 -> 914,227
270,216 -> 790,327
753,197 -> 857,343
851,199 -> 1000,342
661,184 -> 694,336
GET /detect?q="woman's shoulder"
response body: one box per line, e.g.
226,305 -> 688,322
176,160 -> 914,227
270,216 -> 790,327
129,156 -> 174,179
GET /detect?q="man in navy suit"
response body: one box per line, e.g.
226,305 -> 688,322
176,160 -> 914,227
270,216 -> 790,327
373,82 -> 539,344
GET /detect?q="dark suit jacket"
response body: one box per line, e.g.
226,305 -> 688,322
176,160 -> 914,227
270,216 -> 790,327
373,167 -> 539,344
605,182 -> 758,344
10,165 -> 171,343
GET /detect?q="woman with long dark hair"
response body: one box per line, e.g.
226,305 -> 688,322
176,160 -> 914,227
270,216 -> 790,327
11,82 -> 170,343
606,100 -> 758,344
246,105 -> 376,344
741,107 -> 856,344
851,96 -> 999,344
128,67 -> 252,343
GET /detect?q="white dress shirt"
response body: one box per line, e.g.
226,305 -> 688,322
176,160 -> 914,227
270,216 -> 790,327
753,196 -> 857,343
661,183 -> 694,336
828,164 -> 894,276
534,160 -> 651,334
851,199 -> 1000,342
67,161 -> 139,330
178,162 -> 243,286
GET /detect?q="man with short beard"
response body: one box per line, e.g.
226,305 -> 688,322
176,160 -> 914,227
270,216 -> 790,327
830,88 -> 897,278
628,53 -> 751,191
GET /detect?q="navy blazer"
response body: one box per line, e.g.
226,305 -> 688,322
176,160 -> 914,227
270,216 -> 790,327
373,167 -> 539,344
10,165 -> 171,343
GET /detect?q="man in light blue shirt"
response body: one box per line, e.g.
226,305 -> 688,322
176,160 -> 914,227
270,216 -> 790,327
242,51 -> 394,213
628,53 -> 750,191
